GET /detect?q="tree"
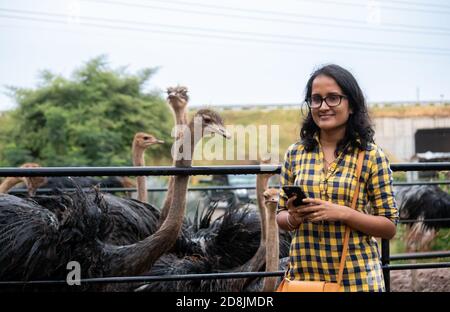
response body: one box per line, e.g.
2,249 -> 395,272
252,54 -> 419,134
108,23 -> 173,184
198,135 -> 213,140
0,56 -> 173,167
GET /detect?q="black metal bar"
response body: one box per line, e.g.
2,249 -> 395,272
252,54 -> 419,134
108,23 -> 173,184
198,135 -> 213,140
390,251 -> 450,261
394,180 -> 450,186
398,218 -> 450,224
381,239 -> 390,292
0,165 -> 279,177
1,162 -> 449,177
1,260 -> 450,286
382,262 -> 450,270
0,271 -> 285,286
391,162 -> 450,171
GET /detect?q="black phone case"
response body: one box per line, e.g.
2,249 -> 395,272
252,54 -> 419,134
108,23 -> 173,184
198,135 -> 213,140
282,186 -> 307,206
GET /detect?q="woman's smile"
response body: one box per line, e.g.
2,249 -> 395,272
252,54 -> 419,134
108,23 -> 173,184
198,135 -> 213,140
318,113 -> 336,120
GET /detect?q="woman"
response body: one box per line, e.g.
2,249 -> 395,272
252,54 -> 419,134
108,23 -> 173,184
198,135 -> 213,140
276,64 -> 398,292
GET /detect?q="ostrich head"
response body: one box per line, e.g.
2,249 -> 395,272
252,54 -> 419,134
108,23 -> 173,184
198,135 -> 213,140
263,188 -> 279,209
133,132 -> 164,150
193,108 -> 231,139
20,163 -> 48,196
167,85 -> 189,110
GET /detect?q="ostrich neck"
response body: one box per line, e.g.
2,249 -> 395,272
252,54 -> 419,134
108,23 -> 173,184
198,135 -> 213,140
256,175 -> 270,242
262,201 -> 280,291
132,145 -> 148,203
173,109 -> 188,129
104,126 -> 198,277
229,174 -> 271,291
0,177 -> 22,193
159,107 -> 188,225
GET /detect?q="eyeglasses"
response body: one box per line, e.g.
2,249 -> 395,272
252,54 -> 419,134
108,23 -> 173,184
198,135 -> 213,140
305,94 -> 347,108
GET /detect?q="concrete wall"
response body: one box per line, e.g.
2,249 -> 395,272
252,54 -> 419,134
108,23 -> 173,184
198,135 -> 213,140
373,117 -> 450,161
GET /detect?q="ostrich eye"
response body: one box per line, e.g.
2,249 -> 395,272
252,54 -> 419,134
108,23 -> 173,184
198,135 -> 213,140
203,116 -> 212,123
143,136 -> 150,140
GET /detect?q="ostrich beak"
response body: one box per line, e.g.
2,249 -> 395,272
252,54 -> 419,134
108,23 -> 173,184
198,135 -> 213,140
153,139 -> 165,144
205,124 -> 231,139
264,196 -> 279,204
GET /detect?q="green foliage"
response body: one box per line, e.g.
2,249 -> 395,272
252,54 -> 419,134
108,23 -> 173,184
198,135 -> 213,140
0,56 -> 172,166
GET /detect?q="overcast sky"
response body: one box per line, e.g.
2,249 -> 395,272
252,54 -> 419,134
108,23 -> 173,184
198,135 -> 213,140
1,0 -> 450,111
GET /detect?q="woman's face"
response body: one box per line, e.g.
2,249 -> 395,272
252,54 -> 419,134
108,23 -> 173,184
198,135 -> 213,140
310,75 -> 352,132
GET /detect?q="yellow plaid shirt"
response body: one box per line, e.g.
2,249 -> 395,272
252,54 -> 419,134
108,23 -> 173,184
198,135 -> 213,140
278,137 -> 398,292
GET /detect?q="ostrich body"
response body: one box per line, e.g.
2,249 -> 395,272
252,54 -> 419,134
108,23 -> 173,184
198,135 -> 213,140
132,132 -> 164,203
395,184 -> 450,291
396,185 -> 450,236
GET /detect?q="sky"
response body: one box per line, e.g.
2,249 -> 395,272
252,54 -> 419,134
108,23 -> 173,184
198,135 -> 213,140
1,0 -> 450,111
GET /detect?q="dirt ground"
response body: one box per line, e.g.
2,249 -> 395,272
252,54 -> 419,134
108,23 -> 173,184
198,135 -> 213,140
390,268 -> 450,292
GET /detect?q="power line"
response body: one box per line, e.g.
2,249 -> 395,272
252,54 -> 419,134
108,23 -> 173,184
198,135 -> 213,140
292,0 -> 450,15
81,0 -> 450,36
1,10 -> 449,56
144,0 -> 450,15
2,7 -> 449,53
380,0 -> 450,10
0,8 -> 450,53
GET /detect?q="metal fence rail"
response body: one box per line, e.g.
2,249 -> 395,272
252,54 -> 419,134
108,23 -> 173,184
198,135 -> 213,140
1,260 -> 449,286
1,162 -> 450,177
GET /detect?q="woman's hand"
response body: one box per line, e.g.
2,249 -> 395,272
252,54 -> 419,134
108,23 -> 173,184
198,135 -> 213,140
298,198 -> 354,223
286,196 -> 313,225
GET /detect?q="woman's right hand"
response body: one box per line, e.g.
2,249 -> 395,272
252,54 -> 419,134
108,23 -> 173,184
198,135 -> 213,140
287,196 -> 313,224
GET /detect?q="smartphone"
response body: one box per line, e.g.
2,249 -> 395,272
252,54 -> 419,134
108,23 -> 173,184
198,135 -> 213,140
282,186 -> 307,207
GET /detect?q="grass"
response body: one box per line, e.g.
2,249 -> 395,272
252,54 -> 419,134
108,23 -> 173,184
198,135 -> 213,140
370,103 -> 450,118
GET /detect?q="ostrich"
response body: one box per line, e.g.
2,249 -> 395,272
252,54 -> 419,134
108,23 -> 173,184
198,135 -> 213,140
89,109 -> 231,278
83,110 -> 225,247
159,85 -> 189,227
262,188 -> 280,292
0,163 -> 47,196
395,184 -> 450,291
396,185 -> 450,251
132,132 -> 164,203
224,162 -> 276,292
0,108 -> 230,288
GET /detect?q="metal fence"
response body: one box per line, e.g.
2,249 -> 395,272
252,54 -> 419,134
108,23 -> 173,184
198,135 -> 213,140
1,162 -> 450,291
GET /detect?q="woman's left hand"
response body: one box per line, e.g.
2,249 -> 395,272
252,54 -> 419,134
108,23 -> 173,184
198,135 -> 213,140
299,198 -> 354,222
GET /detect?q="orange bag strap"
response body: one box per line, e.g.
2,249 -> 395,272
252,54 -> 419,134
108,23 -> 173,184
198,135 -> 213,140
336,150 -> 365,287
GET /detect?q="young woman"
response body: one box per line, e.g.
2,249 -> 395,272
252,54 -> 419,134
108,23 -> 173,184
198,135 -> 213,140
276,64 -> 398,292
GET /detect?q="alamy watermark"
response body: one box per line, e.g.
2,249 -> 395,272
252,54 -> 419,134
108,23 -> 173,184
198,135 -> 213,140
66,261 -> 81,286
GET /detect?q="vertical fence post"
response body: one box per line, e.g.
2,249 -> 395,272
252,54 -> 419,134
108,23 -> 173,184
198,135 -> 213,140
381,238 -> 390,292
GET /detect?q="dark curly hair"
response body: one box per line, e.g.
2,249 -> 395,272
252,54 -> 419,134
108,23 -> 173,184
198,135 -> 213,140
300,64 -> 374,156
